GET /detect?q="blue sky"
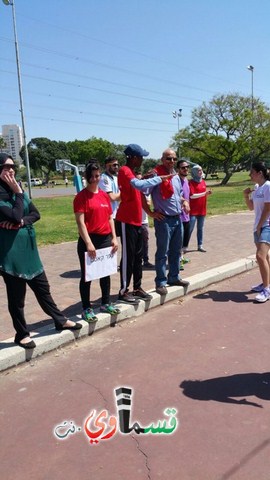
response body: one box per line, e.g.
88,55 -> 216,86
1,0 -> 269,159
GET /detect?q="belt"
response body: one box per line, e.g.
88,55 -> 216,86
163,214 -> 179,218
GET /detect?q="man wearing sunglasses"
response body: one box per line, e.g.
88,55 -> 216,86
151,149 -> 190,295
99,156 -> 121,219
177,159 -> 191,263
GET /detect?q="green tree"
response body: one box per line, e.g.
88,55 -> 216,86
171,93 -> 270,184
21,138 -> 70,181
0,137 -> 7,152
67,137 -> 125,168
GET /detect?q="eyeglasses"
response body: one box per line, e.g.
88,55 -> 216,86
165,157 -> 176,161
112,163 -> 119,167
180,166 -> 189,170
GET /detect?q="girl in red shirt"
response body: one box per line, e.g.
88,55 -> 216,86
74,162 -> 119,321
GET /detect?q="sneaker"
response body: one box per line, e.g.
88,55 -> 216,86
82,308 -> 98,323
251,282 -> 264,292
198,246 -> 207,252
118,291 -> 140,304
156,286 -> 168,295
182,257 -> 190,264
255,288 -> 270,303
132,288 -> 153,300
100,304 -> 121,315
143,261 -> 154,269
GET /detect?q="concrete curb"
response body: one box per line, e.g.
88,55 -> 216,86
0,256 -> 256,372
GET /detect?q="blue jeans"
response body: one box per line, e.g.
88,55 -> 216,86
189,215 -> 205,247
154,216 -> 182,287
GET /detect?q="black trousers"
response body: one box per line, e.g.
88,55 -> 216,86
116,221 -> 143,295
77,234 -> 112,309
182,221 -> 190,249
2,270 -> 67,342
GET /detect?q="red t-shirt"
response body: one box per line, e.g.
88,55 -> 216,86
73,188 -> 112,234
189,179 -> 207,216
116,166 -> 142,226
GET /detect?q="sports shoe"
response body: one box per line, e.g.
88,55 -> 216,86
118,291 -> 140,304
100,304 -> 121,315
82,308 -> 98,323
143,261 -> 154,269
251,282 -> 264,292
181,257 -> 190,264
255,288 -> 270,303
198,246 -> 207,252
132,288 -> 153,300
156,286 -> 168,295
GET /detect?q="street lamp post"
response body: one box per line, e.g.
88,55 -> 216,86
172,108 -> 182,158
172,108 -> 182,132
2,0 -> 32,198
247,65 -> 254,163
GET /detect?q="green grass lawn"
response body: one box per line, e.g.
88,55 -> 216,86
34,172 -> 253,245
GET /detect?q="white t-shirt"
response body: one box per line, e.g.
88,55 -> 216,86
251,181 -> 270,230
99,173 -> 119,219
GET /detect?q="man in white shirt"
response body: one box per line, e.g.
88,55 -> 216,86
99,157 -> 121,219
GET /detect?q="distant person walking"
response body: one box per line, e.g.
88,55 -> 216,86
188,165 -> 212,252
244,162 -> 270,303
0,153 -> 82,349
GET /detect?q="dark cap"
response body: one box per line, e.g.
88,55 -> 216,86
124,144 -> 149,158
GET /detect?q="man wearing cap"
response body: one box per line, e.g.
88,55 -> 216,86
99,156 -> 120,219
151,148 -> 190,295
116,144 -> 167,304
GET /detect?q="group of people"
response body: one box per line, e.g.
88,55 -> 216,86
75,144 -> 212,310
1,146 -> 269,350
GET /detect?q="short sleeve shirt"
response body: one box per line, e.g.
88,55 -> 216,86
73,188 -> 112,234
251,181 -> 270,230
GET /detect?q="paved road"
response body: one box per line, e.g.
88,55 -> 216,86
1,267 -> 270,480
30,185 -> 77,198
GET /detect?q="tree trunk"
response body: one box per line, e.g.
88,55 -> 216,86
220,172 -> 232,185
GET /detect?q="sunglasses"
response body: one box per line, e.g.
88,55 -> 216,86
180,166 -> 189,170
165,157 -> 176,161
112,163 -> 119,167
0,164 -> 17,172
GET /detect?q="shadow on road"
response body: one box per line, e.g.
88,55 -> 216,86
193,289 -> 252,303
180,372 -> 270,408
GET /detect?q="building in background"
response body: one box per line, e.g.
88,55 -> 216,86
1,124 -> 23,163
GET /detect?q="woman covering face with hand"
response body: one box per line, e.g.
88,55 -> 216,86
0,153 -> 82,349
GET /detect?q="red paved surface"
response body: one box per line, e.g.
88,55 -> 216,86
0,211 -> 255,342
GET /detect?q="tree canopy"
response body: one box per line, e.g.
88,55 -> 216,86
171,93 -> 270,184
21,136 -> 126,179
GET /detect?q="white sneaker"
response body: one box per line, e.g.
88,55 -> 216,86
255,288 -> 270,303
251,282 -> 264,292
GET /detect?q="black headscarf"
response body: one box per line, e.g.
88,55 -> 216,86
0,153 -> 14,199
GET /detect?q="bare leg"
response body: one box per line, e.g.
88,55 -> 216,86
256,242 -> 270,287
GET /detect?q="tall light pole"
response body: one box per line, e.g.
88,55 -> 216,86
247,65 -> 254,164
2,0 -> 32,198
172,108 -> 182,132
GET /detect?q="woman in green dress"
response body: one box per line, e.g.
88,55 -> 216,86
0,153 -> 82,349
